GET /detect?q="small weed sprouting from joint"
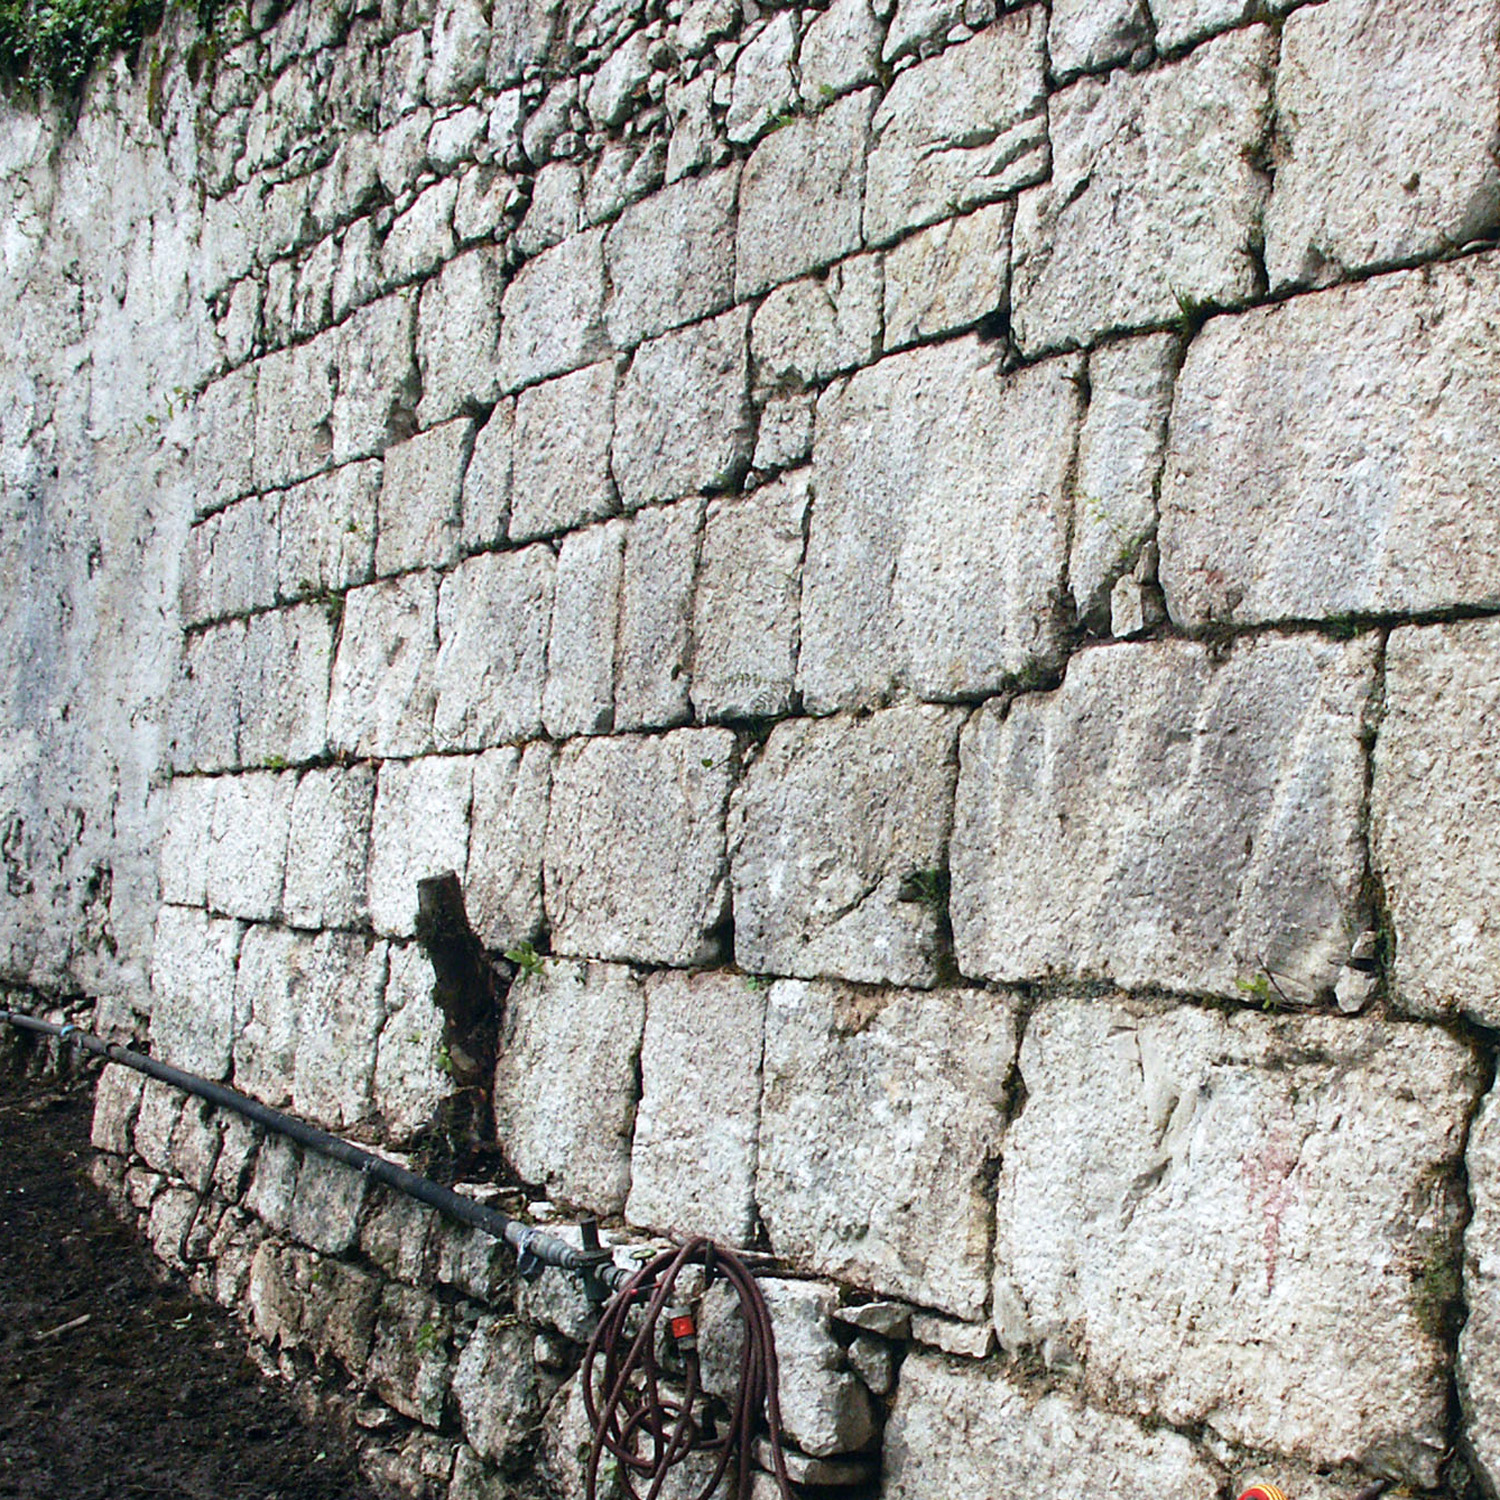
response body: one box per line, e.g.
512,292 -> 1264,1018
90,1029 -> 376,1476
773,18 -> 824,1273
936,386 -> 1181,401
505,941 -> 545,980
897,868 -> 949,909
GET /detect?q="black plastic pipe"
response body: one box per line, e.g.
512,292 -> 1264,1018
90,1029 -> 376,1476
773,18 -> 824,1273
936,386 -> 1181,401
0,1006 -> 625,1300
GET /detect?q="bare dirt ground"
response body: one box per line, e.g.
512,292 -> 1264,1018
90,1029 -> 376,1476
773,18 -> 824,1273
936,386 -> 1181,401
0,1061 -> 379,1500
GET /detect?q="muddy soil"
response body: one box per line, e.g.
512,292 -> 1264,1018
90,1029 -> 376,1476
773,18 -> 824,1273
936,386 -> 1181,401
0,1064 -> 379,1500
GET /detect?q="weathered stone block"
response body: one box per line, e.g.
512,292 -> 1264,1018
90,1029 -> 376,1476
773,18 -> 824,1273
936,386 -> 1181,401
882,203 -> 1011,353
277,459 -> 379,602
1265,0 -> 1500,290
368,755 -> 474,937
493,959 -> 644,1211
691,473 -> 810,722
332,291 -> 420,465
232,924 -> 300,1107
627,970 -> 766,1245
172,621 -> 245,774
418,247 -> 505,425
253,338 -> 336,493
183,494 -> 280,625
328,572 -> 439,758
615,497 -> 702,733
383,178 -> 458,286
91,1063 -> 145,1156
1071,332 -> 1177,627
727,13 -> 797,145
238,605 -> 333,768
605,166 -> 738,349
613,309 -> 753,511
545,729 -> 735,967
159,775 -> 216,908
206,771 -> 296,922
1010,27 -> 1272,354
757,979 -> 1013,1316
801,340 -> 1079,710
885,1354 -> 1219,1500
510,362 -> 617,541
798,0 -> 882,106
865,14 -> 1047,247
752,394 -> 814,472
750,256 -> 881,392
434,546 -> 554,750
1160,258 -> 1500,625
149,905 -> 244,1078
286,1148 -> 371,1256
460,401 -> 513,553
951,636 -> 1374,1001
133,1077 -> 184,1174
498,226 -> 610,392
376,417 -> 472,576
543,520 -> 627,739
428,0 -> 490,104
369,1284 -> 453,1427
1461,1085 -> 1500,1493
452,1317 -> 539,1466
1149,0 -> 1255,51
1049,0 -> 1151,82
994,1000 -> 1480,1485
1373,621 -> 1500,1027
373,942 -> 451,1140
283,764 -> 375,929
736,90 -> 876,299
194,367 -> 257,515
466,743 -> 554,952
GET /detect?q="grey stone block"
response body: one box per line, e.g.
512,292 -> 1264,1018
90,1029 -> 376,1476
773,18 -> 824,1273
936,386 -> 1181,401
498,226 -> 610,391
149,905 -> 244,1079
726,13 -> 797,146
182,493 -> 279,625
368,755 -> 475,937
369,1284 -> 454,1427
615,496 -> 702,733
277,459 -> 380,603
238,604 -> 333,768
382,177 -> 458,286
417,247 -> 505,426
1461,1086 -> 1500,1493
206,770 -> 296,922
510,361 -> 617,541
159,775 -> 216,908
543,520 -> 627,739
328,573 -> 440,758
283,764 -> 375,930
331,291 -> 420,465
750,256 -> 882,392
373,942 -> 451,1139
1049,0 -> 1151,82
452,1317 -> 539,1466
798,0 -> 882,107
460,400 -> 514,553
376,417 -> 472,576
465,741 -> 554,952
882,202 -> 1011,352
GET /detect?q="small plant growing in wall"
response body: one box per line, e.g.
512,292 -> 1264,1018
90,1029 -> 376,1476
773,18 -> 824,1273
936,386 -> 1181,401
505,941 -> 545,980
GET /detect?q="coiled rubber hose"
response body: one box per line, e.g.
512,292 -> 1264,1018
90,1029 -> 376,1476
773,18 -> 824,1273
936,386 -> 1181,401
583,1237 -> 793,1500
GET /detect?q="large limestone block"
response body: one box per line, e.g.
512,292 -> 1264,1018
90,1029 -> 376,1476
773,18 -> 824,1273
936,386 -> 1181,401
149,905 -> 244,1079
626,970 -> 767,1246
238,604 -> 333,768
492,959 -> 644,1212
882,203 -> 1012,353
801,340 -> 1078,711
466,743 -> 554,952
612,308 -> 753,510
758,980 -> 1015,1317
730,706 -> 962,986
865,12 -> 1048,246
434,546 -> 554,750
368,755 -> 475,937
727,12 -> 797,145
735,90 -> 876,299
543,520 -> 627,739
691,473 -> 810,722
615,497 -> 702,733
182,494 -> 279,625
460,401 -> 513,552
498,227 -> 610,392
206,771 -> 297,922
1373,621 -> 1500,1027
798,0 -> 882,106
158,775 -> 216,908
1160,259 -> 1500,626
417,247 -> 505,425
194,367 -> 256,514
1011,27 -> 1272,354
952,636 -> 1374,1001
545,729 -> 735,967
1048,0 -> 1151,83
1265,0 -> 1500,291
252,336 -> 336,492
373,943 -> 451,1140
605,166 -> 738,349
277,459 -> 379,602
510,361 -> 617,541
749,257 -> 882,392
328,572 -> 439,758
885,1354 -> 1220,1500
376,417 -> 472,576
171,622 -> 245,774
1461,1087 -> 1500,1492
331,292 -> 420,466
283,765 -> 375,930
994,1000 -> 1481,1485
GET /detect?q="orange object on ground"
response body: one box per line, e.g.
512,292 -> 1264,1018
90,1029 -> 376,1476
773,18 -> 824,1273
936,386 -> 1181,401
1238,1487 -> 1290,1500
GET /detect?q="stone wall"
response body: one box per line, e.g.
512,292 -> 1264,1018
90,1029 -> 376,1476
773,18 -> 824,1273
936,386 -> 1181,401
6,0 -> 1500,1496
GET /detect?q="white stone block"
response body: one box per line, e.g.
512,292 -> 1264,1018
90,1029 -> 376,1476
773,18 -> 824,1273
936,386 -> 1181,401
368,755 -> 475,937
331,291 -> 420,466
543,520 -> 627,739
465,741 -> 554,952
283,764 -> 375,929
750,256 -> 882,391
498,226 -> 610,392
615,497 -> 702,733
328,573 -> 440,758
149,904 -> 244,1079
1049,0 -> 1151,82
726,13 -> 798,145
277,459 -> 379,602
882,202 -> 1011,352
159,775 -> 216,908
460,400 -> 513,553
510,361 -> 617,541
373,941 -> 451,1139
798,0 -> 882,107
376,417 -> 472,576
237,604 -> 333,768
417,247 -> 505,426
206,771 -> 296,922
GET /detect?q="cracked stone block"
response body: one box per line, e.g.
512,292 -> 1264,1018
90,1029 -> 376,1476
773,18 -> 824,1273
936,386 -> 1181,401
952,636 -> 1374,1002
1461,1086 -> 1500,1493
418,247 -> 505,426
1049,0 -> 1151,82
253,336 -> 336,492
543,520 -> 627,739
1265,0 -> 1500,289
736,90 -> 876,299
753,393 -> 814,472
277,459 -> 379,602
332,291 -> 420,466
1160,258 -> 1500,626
691,472 -> 810,723
376,417 -> 472,576
368,755 -> 474,937
882,202 -> 1012,353
545,728 -> 736,967
994,999 -> 1480,1487
383,178 -> 458,286
510,362 -> 617,541
865,15 -> 1047,248
373,941 -> 450,1140
493,959 -> 644,1212
1373,620 -> 1500,1028
429,0 -> 489,102
605,166 -> 738,349
750,256 -> 882,392
801,340 -> 1079,711
757,979 -> 1013,1317
159,775 -> 215,908
206,771 -> 296,922
729,706 -> 961,985
369,1284 -> 454,1427
453,1317 -> 539,1466
283,764 -> 375,930
799,0 -> 882,107
91,1063 -> 145,1156
882,0 -> 963,62
626,970 -> 767,1246
328,572 -> 439,758
1070,332 -> 1177,629
498,226 -> 610,392
238,604 -> 333,768
460,401 -> 514,553
886,1354 -> 1220,1500
149,905 -> 243,1079
615,497 -> 702,733
1011,26 -> 1272,355
613,309 -> 753,511
434,546 -> 554,751
465,742 -> 554,952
